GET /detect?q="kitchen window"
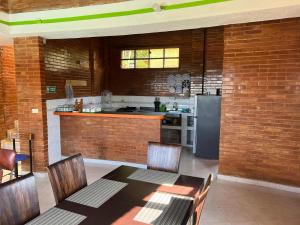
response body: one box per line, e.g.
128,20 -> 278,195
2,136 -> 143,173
121,48 -> 180,69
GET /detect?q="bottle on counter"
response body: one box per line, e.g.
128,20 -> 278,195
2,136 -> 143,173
154,97 -> 161,112
173,102 -> 178,111
79,99 -> 83,112
73,99 -> 83,112
74,99 -> 79,111
160,104 -> 167,112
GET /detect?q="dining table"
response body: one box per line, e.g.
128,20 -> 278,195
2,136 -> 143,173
26,165 -> 204,225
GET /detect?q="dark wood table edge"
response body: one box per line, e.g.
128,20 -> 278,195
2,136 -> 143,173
54,165 -> 204,225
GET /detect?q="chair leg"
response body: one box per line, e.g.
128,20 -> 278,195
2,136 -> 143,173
14,162 -> 18,178
29,139 -> 33,174
13,138 -> 19,178
0,170 -> 3,184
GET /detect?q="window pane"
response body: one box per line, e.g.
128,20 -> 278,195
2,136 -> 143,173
121,60 -> 135,69
150,49 -> 163,58
136,59 -> 149,68
164,59 -> 179,68
165,48 -> 179,58
122,50 -> 134,59
150,59 -> 164,68
136,50 -> 149,59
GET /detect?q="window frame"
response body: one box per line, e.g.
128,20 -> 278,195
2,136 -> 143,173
120,47 -> 180,70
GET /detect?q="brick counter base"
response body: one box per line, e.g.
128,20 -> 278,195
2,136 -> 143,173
60,116 -> 161,164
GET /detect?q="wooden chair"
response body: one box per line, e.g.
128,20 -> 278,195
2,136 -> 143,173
147,142 -> 182,173
47,154 -> 87,204
192,174 -> 213,225
13,134 -> 34,178
0,173 -> 40,225
0,170 -> 3,184
0,149 -> 16,183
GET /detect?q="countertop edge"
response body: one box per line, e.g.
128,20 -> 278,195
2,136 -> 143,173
54,112 -> 165,120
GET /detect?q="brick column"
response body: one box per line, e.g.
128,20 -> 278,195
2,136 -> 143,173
0,46 -> 18,131
14,37 -> 48,171
0,48 -> 5,139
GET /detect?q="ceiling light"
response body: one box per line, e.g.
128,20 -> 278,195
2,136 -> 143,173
153,3 -> 162,12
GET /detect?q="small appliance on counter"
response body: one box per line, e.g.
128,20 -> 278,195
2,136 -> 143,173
116,107 -> 137,112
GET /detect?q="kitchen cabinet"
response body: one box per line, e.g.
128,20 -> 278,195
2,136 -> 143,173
161,112 -> 194,147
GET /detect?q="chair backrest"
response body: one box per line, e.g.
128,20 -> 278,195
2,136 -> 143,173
0,174 -> 40,225
0,149 -> 16,171
193,174 -> 213,225
0,169 -> 3,184
147,142 -> 182,173
47,154 -> 87,204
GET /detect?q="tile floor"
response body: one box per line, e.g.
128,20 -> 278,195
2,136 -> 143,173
34,149 -> 300,225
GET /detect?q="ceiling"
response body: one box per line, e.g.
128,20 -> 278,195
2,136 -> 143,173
1,0 -> 300,45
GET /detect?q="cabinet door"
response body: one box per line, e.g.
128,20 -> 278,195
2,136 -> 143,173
161,129 -> 181,145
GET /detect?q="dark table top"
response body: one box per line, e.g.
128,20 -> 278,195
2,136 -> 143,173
55,166 -> 204,225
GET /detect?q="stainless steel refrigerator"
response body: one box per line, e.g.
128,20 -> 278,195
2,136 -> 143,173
193,95 -> 221,159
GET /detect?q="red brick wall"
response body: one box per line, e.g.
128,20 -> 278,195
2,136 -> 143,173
219,18 -> 300,187
106,29 -> 204,96
14,37 -> 48,171
8,0 -> 130,13
0,50 -> 5,139
105,28 -> 223,96
45,39 -> 93,99
60,116 -> 161,164
0,0 -> 8,12
44,30 -> 223,98
204,27 -> 224,94
0,45 -> 17,139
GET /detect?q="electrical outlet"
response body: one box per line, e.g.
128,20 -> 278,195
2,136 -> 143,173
32,108 -> 39,113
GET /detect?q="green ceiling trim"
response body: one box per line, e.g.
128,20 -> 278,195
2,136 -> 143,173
162,0 -> 230,10
8,19 -> 43,26
0,19 -> 9,25
40,8 -> 154,24
0,0 -> 230,26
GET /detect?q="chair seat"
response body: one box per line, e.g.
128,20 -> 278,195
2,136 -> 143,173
16,153 -> 30,162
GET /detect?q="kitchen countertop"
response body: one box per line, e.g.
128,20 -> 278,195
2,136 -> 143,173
54,111 -> 165,120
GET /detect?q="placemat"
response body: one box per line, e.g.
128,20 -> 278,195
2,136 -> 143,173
67,178 -> 127,208
134,192 -> 193,225
128,169 -> 180,186
26,208 -> 86,225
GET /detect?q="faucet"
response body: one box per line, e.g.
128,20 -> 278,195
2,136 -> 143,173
173,102 -> 178,111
